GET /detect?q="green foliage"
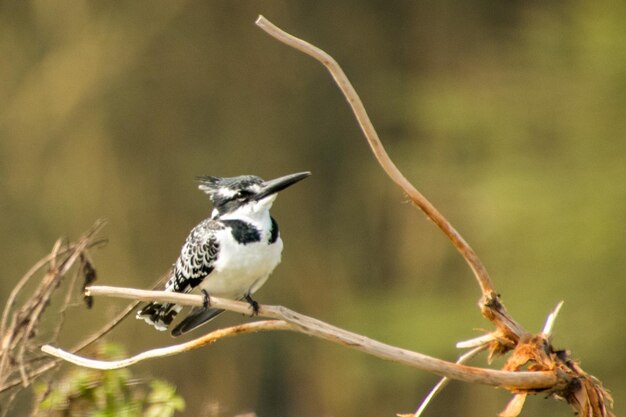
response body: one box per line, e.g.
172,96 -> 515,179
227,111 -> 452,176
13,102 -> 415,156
35,344 -> 184,417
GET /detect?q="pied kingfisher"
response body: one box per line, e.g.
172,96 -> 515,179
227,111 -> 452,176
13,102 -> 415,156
137,171 -> 310,336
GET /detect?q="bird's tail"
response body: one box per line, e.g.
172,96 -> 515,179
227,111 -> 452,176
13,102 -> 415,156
136,302 -> 183,331
170,307 -> 225,337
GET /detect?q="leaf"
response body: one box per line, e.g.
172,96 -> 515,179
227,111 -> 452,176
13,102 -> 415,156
144,379 -> 185,417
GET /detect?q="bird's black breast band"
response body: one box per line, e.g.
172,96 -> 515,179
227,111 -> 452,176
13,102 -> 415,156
221,219 -> 261,244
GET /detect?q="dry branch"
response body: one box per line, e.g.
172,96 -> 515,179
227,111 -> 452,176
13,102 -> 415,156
257,16 -> 495,294
0,270 -> 169,396
0,222 -> 105,389
253,15 -> 613,417
43,320 -> 295,370
45,285 -> 557,390
0,221 -> 109,415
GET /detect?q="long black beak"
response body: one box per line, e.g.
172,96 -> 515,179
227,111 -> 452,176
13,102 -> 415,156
255,171 -> 311,200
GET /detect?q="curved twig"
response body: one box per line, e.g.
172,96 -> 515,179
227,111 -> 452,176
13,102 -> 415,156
43,320 -> 295,370
412,345 -> 486,417
255,15 -> 494,299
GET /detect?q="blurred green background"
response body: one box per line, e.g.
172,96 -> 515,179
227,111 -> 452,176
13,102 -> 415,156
1,1 -> 624,416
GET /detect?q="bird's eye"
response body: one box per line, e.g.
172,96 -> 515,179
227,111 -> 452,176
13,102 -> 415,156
234,191 -> 248,200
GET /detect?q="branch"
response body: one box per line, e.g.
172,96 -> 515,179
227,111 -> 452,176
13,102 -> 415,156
42,286 -> 558,390
0,220 -> 106,390
254,15 -> 530,347
255,15 -> 494,298
253,16 -> 613,417
43,320 -> 295,370
0,269 -> 167,394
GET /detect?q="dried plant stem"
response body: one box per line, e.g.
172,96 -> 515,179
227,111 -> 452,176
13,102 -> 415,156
43,321 -> 294,370
0,268 -> 170,394
255,16 -> 494,298
254,15 -> 529,347
42,285 -> 558,390
412,345 -> 486,417
0,221 -> 107,390
0,299 -> 140,394
253,17 -> 614,417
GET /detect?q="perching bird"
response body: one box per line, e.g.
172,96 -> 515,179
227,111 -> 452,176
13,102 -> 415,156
137,171 -> 310,336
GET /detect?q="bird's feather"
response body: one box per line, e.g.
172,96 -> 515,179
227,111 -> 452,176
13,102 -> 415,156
170,306 -> 226,336
136,220 -> 222,330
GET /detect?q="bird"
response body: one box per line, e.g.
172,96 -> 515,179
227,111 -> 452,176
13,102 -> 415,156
136,171 -> 311,336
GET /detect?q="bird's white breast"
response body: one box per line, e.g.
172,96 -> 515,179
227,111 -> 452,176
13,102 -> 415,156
200,227 -> 283,299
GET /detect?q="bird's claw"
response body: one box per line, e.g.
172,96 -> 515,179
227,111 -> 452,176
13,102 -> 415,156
201,289 -> 211,309
244,294 -> 260,316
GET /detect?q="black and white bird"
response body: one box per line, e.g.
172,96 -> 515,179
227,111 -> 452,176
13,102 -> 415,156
137,171 -> 310,336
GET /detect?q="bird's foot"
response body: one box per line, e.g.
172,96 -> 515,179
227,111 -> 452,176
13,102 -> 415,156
244,294 -> 260,316
201,289 -> 211,309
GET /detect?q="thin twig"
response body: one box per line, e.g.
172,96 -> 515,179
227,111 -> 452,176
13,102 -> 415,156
13,223 -> 101,387
0,245 -> 63,339
0,268 -> 168,394
542,301 -> 564,336
412,345 -> 486,417
0,301 -> 140,393
255,15 -> 494,298
43,321 -> 295,370
0,221 -> 107,393
43,285 -> 559,390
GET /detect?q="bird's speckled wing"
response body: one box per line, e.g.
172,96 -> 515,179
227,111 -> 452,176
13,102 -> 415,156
136,219 -> 222,331
167,219 -> 222,293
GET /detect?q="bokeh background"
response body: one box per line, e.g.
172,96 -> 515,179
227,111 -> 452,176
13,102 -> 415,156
1,1 -> 624,416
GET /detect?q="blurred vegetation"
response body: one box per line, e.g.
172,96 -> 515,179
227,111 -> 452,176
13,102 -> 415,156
36,343 -> 185,417
0,1 -> 624,416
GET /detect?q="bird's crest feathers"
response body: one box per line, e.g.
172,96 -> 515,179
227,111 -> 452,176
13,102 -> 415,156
197,175 -> 262,201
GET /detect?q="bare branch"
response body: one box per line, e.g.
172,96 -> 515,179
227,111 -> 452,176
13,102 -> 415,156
42,321 -> 294,370
0,221 -> 111,417
253,16 -> 613,416
499,393 -> 528,417
254,15 -> 531,348
255,15 -> 494,299
0,220 -> 107,390
0,259 -> 170,395
20,17 -> 614,417
45,285 -> 559,390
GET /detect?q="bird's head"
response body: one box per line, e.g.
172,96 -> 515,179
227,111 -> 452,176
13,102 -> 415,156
197,171 -> 311,219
